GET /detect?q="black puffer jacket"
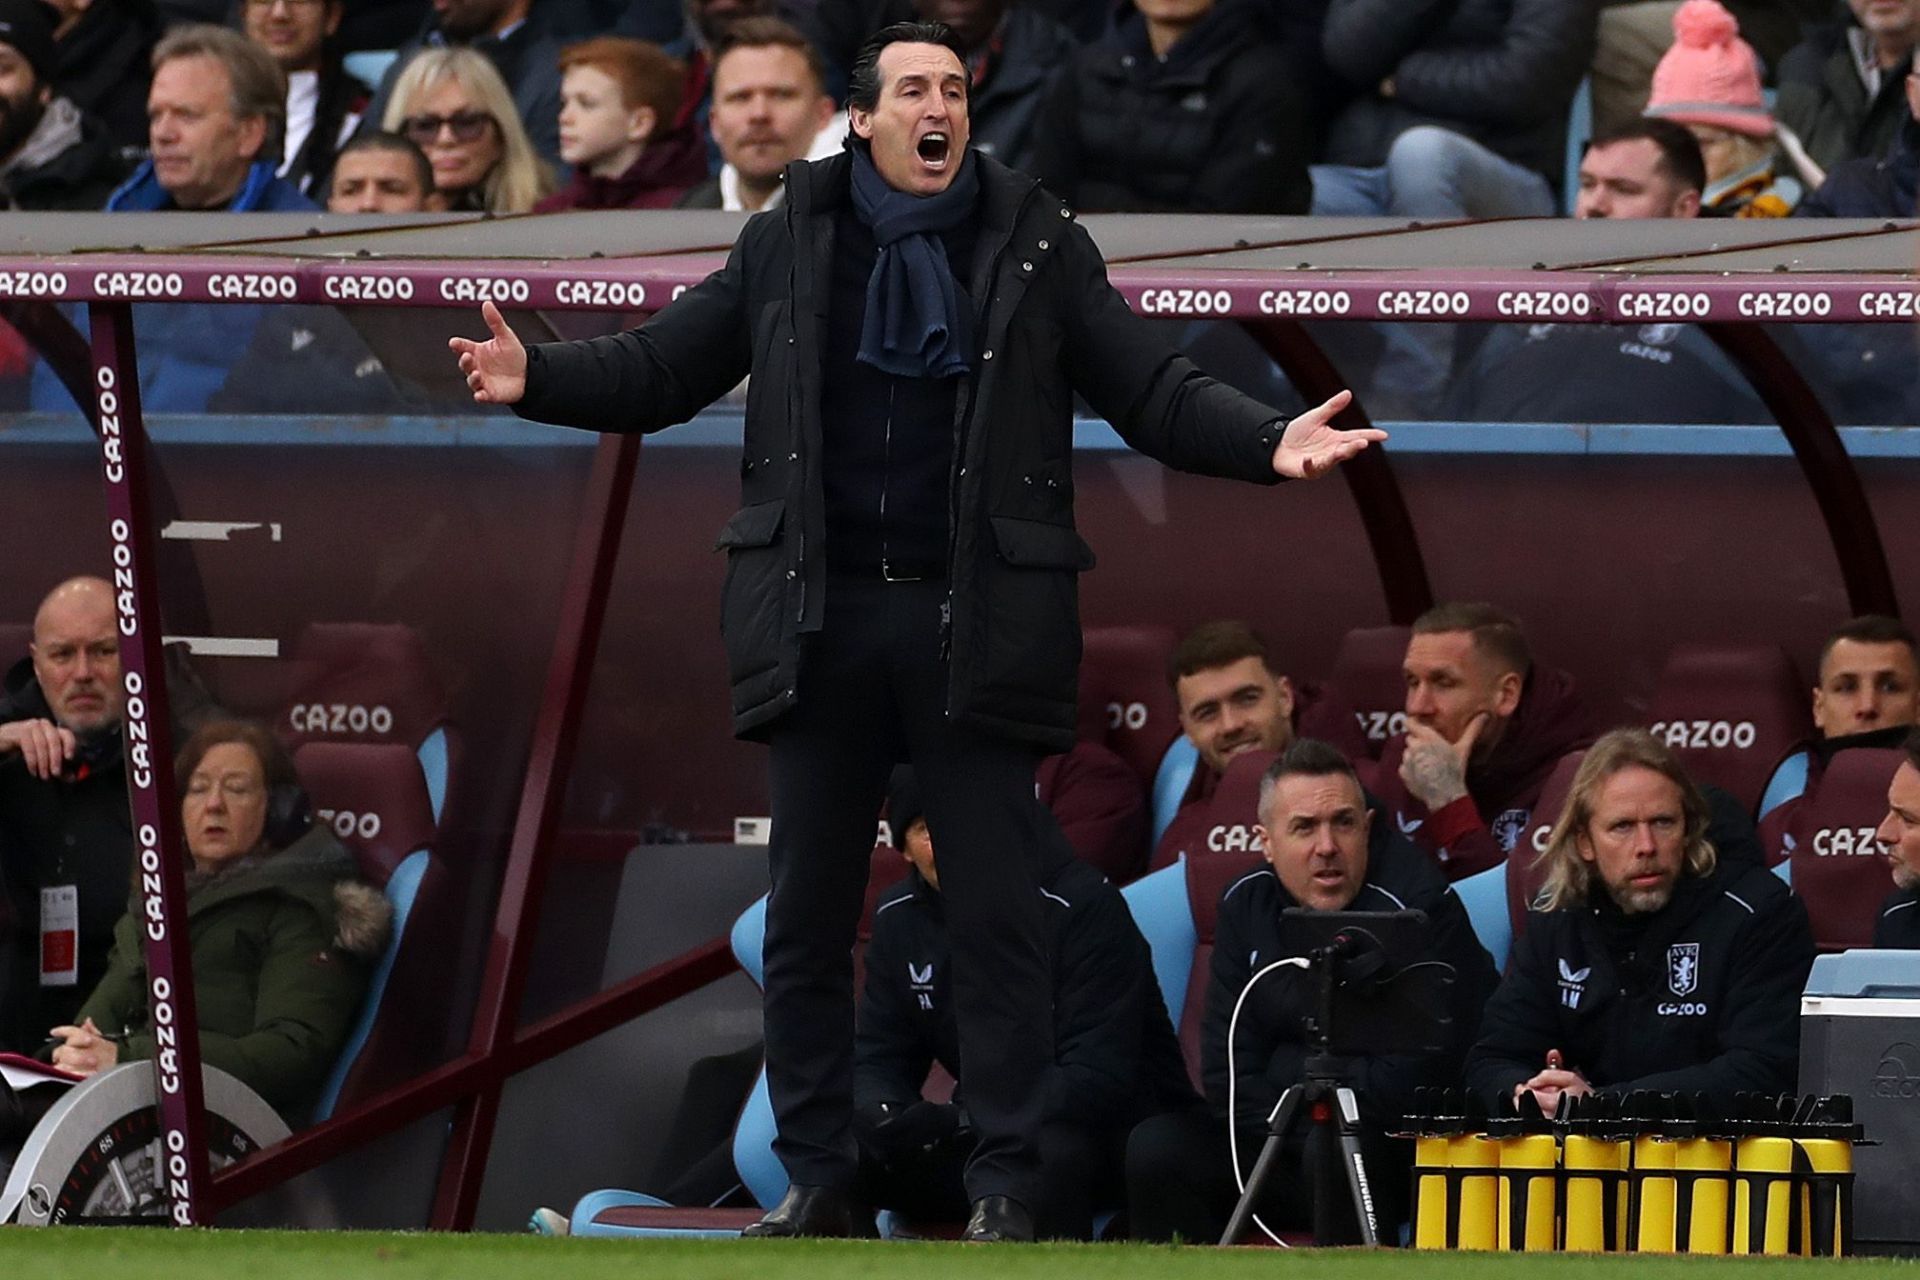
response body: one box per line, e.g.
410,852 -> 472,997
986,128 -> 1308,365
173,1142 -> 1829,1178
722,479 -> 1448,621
1203,827 -> 1499,1130
513,150 -> 1288,749
0,100 -> 134,212
1776,22 -> 1913,177
1320,0 -> 1597,183
1031,0 -> 1313,213
1876,886 -> 1920,949
50,0 -> 162,153
856,855 -> 1196,1128
1465,858 -> 1814,1105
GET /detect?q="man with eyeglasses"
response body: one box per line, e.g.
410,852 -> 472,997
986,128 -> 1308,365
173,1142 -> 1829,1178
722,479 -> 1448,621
239,0 -> 372,197
0,579 -> 216,1052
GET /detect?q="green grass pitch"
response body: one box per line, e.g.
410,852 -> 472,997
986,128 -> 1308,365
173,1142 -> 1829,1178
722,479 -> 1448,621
0,1232 -> 1913,1278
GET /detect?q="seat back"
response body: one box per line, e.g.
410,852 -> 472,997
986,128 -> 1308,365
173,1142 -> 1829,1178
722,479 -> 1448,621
1508,750 -> 1587,937
1326,626 -> 1412,759
292,741 -> 447,1114
1783,747 -> 1905,950
1150,747 -> 1276,872
1121,859 -> 1198,1026
279,622 -> 457,823
1646,644 -> 1809,816
1078,626 -> 1182,788
0,622 -> 29,666
1176,849 -> 1264,1088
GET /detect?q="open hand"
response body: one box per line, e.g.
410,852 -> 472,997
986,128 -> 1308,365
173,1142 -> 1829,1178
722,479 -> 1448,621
448,300 -> 528,405
1271,390 -> 1387,480
0,717 -> 76,779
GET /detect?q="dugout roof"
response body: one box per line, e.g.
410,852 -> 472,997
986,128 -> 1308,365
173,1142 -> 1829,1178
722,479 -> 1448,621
1,212 -> 1916,322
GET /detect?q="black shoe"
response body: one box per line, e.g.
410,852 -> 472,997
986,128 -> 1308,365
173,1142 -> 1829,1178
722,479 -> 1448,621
961,1195 -> 1034,1243
741,1185 -> 877,1239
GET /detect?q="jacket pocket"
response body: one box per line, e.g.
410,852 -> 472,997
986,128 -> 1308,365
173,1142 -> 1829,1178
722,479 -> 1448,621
971,516 -> 1095,733
716,498 -> 789,694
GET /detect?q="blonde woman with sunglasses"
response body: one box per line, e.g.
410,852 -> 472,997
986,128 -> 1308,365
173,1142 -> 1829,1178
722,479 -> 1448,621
383,47 -> 552,213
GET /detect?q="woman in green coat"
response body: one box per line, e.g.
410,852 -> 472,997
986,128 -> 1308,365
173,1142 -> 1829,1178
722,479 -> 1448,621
48,719 -> 391,1124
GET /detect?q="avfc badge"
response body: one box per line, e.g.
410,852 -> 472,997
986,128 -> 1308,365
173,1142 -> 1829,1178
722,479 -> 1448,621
1490,808 -> 1530,853
1667,943 -> 1700,997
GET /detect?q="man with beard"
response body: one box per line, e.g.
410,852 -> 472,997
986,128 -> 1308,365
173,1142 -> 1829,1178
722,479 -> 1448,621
1466,729 -> 1814,1113
1370,603 -> 1595,881
360,0 -> 573,164
1871,729 -> 1920,947
0,0 -> 131,210
679,18 -> 836,211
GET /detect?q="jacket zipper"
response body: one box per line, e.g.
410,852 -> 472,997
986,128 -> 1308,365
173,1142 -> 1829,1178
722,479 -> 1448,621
880,380 -> 899,579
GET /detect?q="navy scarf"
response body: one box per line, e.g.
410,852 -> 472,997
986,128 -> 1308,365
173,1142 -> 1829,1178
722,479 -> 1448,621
849,145 -> 979,379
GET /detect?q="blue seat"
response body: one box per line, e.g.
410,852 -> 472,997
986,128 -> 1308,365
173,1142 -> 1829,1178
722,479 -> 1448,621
1151,737 -> 1200,848
571,895 -> 788,1238
342,50 -> 400,93
1453,862 -> 1512,973
1562,75 -> 1592,215
313,850 -> 429,1122
1759,749 -> 1811,819
1121,858 -> 1198,1025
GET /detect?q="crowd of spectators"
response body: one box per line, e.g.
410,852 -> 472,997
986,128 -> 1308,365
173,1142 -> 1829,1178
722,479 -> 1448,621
0,0 -> 1914,221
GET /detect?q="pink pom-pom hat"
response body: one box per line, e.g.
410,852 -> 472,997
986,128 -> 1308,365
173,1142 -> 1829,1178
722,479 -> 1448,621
1644,0 -> 1774,137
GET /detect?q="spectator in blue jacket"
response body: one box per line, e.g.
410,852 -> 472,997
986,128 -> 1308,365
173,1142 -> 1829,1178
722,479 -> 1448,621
107,24 -> 314,212
28,26 -> 315,416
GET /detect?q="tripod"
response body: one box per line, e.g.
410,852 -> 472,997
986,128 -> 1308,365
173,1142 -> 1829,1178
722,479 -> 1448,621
1219,942 -> 1382,1246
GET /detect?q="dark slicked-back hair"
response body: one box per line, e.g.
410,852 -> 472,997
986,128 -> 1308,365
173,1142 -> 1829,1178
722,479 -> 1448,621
1413,602 -> 1531,680
1818,614 -> 1919,674
333,130 -> 436,196
1168,620 -> 1276,690
1586,118 -> 1706,196
846,20 -> 966,114
1257,738 -> 1361,821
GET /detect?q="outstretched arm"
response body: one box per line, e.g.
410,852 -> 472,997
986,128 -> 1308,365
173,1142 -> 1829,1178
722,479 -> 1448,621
1272,390 -> 1386,480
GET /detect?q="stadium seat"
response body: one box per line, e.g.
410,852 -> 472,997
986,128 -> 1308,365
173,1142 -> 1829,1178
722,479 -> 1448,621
1151,737 -> 1201,847
341,49 -> 400,92
1758,749 -> 1812,820
1326,626 -> 1412,760
1121,859 -> 1198,1026
1453,864 -> 1512,973
1078,625 -> 1182,788
1561,75 -> 1593,216
1150,747 -> 1276,873
572,849 -> 907,1239
293,741 -> 456,1115
1506,750 -> 1586,940
1175,849 -> 1265,1088
1780,747 -> 1904,951
1646,643 -> 1809,816
279,622 -> 458,825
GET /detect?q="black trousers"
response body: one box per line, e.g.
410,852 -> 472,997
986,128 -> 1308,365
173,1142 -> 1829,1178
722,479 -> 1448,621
762,578 -> 1054,1207
854,1120 -> 1124,1240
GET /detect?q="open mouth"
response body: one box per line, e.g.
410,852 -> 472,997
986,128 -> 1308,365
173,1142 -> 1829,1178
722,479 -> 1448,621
916,131 -> 951,168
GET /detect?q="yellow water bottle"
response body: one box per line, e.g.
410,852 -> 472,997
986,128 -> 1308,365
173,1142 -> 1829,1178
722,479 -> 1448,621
1671,1093 -> 1732,1255
1499,1127 -> 1559,1251
1452,1128 -> 1501,1251
1627,1093 -> 1677,1253
1733,1095 -> 1796,1256
1794,1095 -> 1860,1258
1561,1094 -> 1623,1253
1409,1088 -> 1459,1250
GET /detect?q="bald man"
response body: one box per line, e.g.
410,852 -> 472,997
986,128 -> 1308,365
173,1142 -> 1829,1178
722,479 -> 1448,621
0,578 -> 136,1046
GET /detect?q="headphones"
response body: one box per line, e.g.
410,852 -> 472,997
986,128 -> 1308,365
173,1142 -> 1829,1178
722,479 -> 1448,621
265,782 -> 313,849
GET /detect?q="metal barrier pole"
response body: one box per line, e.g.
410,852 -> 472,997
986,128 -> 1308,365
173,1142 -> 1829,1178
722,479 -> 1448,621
428,430 -> 643,1230
86,301 -> 211,1225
